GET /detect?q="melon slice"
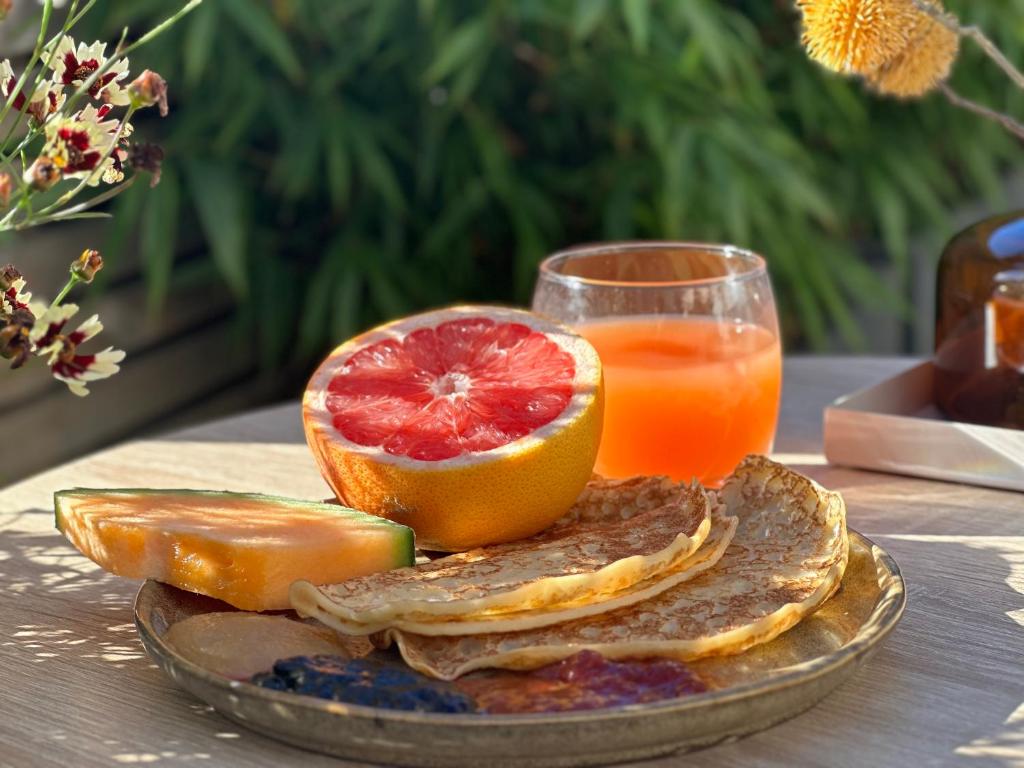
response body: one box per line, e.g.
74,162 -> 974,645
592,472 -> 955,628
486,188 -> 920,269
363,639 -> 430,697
54,489 -> 415,611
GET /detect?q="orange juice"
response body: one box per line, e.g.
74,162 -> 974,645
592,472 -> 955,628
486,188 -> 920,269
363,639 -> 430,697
575,316 -> 781,486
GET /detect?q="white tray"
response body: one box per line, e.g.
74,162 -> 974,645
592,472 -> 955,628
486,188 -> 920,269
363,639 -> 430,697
823,361 -> 1024,492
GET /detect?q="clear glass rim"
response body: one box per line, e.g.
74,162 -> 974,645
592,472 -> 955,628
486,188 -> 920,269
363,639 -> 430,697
538,241 -> 768,289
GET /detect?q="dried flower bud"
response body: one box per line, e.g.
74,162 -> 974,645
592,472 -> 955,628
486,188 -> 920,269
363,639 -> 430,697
71,249 -> 103,284
127,70 -> 168,117
797,0 -> 918,75
866,8 -> 960,97
0,264 -> 21,292
127,142 -> 164,187
0,0 -> 11,22
0,308 -> 35,369
0,172 -> 11,210
24,156 -> 60,191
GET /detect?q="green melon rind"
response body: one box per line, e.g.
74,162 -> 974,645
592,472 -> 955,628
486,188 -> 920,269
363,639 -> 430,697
53,488 -> 416,566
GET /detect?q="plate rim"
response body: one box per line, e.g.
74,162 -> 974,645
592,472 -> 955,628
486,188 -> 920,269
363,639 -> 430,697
134,528 -> 906,727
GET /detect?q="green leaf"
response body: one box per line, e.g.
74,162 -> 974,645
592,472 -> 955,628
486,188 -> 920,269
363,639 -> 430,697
603,164 -> 638,239
273,117 -> 321,200
961,139 -> 1006,210
675,1 -> 730,80
323,114 -> 352,211
366,258 -> 410,318
212,83 -> 262,156
140,166 -> 180,313
255,252 -> 296,367
49,212 -> 112,222
184,160 -> 249,298
331,261 -> 363,341
510,208 -> 546,301
622,0 -> 651,55
449,54 -> 488,106
802,239 -> 867,350
347,119 -> 407,213
422,178 -> 488,255
465,109 -> 513,197
868,171 -> 909,278
418,0 -> 437,19
572,0 -> 609,42
299,257 -> 339,358
221,0 -> 303,83
423,18 -> 488,84
184,2 -> 219,88
660,129 -> 694,238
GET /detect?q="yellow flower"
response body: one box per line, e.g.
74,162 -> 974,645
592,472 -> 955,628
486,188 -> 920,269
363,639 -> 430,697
866,9 -> 960,97
798,0 -> 919,74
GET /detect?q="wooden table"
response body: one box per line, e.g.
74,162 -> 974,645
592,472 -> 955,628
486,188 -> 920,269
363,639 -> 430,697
2,357 -> 1022,768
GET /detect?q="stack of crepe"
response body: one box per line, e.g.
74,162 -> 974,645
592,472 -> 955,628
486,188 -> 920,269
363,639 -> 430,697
290,456 -> 849,680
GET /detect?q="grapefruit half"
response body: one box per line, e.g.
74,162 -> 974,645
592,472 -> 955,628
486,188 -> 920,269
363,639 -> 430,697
303,305 -> 604,551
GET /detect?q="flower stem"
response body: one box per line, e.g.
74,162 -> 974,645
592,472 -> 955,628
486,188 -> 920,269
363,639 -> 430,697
51,274 -> 80,307
0,0 -> 53,127
939,83 -> 1024,141
20,175 -> 136,229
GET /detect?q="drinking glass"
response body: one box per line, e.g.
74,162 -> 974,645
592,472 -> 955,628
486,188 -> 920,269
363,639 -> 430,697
531,242 -> 781,487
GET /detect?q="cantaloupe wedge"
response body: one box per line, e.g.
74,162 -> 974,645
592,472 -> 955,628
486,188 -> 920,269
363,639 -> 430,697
54,489 -> 415,611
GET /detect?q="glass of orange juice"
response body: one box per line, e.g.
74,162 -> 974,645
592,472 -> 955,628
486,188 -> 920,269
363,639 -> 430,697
531,242 -> 781,487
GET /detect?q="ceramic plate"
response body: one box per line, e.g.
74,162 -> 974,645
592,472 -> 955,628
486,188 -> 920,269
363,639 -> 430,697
135,530 -> 905,768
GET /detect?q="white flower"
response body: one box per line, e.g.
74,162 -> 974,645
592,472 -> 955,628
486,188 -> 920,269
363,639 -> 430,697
54,346 -> 125,396
29,302 -> 78,354
2,277 -> 32,315
28,302 -> 124,396
1,58 -> 63,123
39,105 -> 123,186
50,38 -> 130,104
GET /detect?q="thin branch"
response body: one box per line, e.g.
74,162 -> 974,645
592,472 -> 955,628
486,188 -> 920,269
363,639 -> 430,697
18,175 -> 135,229
959,25 -> 1024,92
940,83 -> 1024,141
60,0 -> 99,35
51,273 -> 80,306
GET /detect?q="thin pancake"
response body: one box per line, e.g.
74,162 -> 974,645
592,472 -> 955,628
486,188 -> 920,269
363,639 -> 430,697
291,482 -> 710,631
382,456 -> 849,680
312,505 -> 737,636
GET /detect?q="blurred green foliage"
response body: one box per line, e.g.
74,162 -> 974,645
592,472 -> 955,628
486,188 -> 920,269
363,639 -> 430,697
85,0 -> 1024,359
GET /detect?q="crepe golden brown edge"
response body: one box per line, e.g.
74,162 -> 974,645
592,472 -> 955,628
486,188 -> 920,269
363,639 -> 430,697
315,506 -> 737,637
290,478 -> 713,633
381,455 -> 849,680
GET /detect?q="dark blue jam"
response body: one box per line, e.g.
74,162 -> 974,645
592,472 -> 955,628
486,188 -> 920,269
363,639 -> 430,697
252,651 -> 706,715
455,651 -> 707,714
250,655 -> 476,713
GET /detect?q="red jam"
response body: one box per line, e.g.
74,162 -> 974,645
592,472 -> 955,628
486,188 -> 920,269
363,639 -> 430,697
455,651 -> 707,714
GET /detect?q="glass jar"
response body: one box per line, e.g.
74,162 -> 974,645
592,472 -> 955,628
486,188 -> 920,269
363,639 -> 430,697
934,212 -> 1024,428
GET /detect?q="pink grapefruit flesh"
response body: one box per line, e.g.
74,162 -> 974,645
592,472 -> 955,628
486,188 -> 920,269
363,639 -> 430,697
326,317 -> 577,461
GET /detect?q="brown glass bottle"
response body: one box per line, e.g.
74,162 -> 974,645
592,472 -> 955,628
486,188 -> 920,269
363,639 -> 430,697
935,212 -> 1024,428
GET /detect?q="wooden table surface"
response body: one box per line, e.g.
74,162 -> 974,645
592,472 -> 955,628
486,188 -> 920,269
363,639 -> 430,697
2,356 -> 1022,768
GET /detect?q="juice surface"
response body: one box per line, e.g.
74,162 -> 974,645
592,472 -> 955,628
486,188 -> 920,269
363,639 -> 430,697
575,316 -> 781,486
